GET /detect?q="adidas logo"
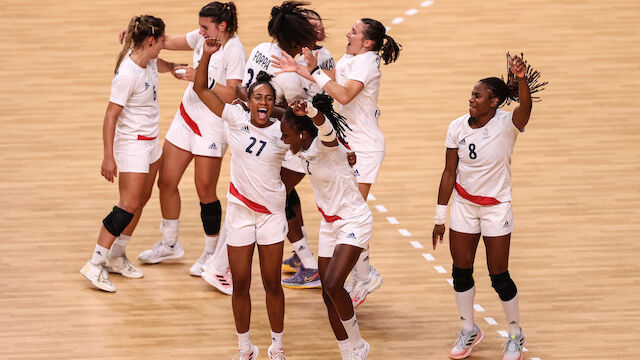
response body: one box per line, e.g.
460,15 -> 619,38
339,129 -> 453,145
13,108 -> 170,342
297,246 -> 306,251
460,138 -> 466,145
354,169 -> 360,176
282,225 -> 287,233
347,232 -> 356,239
242,125 -> 250,134
503,220 -> 510,228
144,82 -> 150,90
208,142 -> 217,150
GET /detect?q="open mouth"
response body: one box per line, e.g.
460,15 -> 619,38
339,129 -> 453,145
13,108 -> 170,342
257,108 -> 268,120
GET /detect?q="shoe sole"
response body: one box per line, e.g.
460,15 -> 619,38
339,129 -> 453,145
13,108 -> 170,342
449,330 -> 484,359
282,280 -> 322,289
202,272 -> 233,295
281,264 -> 301,273
80,265 -> 115,293
138,248 -> 185,264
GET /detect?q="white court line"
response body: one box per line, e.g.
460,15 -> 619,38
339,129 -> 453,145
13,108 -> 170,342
386,217 -> 399,224
405,8 -> 418,15
422,253 -> 434,261
434,265 -> 447,273
410,241 -> 423,249
484,317 -> 498,325
421,0 -> 434,7
385,26 -> 392,32
375,205 -> 387,213
367,193 -> 376,201
498,330 -> 509,338
531,358 -> 541,360
474,304 -> 485,312
446,279 -> 453,286
391,17 -> 404,24
399,229 -> 412,237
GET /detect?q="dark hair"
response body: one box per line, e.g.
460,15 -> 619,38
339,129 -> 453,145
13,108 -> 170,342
283,108 -> 318,138
360,18 -> 401,65
200,2 -> 238,36
248,71 -> 276,98
301,8 -> 321,20
480,52 -> 547,107
268,1 -> 317,55
116,15 -> 165,73
283,94 -> 351,145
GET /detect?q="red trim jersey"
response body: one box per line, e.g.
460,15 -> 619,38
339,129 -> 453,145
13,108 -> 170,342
334,51 -> 383,152
109,52 -> 159,140
446,109 -> 522,204
222,104 -> 289,214
297,137 -> 370,221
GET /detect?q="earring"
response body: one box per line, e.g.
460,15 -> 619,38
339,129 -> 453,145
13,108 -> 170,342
299,134 -> 303,140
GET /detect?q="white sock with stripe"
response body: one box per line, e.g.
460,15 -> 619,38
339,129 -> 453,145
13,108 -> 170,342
501,293 -> 521,336
340,314 -> 364,348
91,244 -> 109,265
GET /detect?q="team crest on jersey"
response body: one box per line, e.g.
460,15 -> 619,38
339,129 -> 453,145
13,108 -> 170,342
241,125 -> 250,134
144,82 -> 150,91
482,128 -> 490,139
209,142 -> 217,150
460,138 -> 466,145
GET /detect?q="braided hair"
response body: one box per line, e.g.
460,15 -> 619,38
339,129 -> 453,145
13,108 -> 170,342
480,52 -> 547,107
283,94 -> 351,146
115,15 -> 165,74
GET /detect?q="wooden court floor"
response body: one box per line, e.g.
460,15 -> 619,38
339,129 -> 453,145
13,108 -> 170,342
1,0 -> 639,359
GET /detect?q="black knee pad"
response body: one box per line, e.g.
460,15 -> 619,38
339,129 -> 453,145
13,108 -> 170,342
285,188 -> 300,221
490,271 -> 518,301
200,200 -> 222,235
102,206 -> 134,237
452,266 -> 475,293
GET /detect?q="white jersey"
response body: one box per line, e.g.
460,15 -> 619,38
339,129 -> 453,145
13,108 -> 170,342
222,104 -> 289,214
110,52 -> 159,140
335,51 -> 383,152
297,46 -> 335,98
179,32 -> 247,131
445,109 -> 522,204
298,138 -> 370,221
243,42 -> 307,105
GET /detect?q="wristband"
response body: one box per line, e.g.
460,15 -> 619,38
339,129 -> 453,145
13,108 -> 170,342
434,204 -> 447,225
208,78 -> 216,90
315,118 -> 336,142
303,100 -> 318,118
311,70 -> 331,89
310,66 -> 320,75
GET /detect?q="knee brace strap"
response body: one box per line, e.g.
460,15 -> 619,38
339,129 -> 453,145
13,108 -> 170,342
452,266 -> 475,293
102,206 -> 134,237
285,188 -> 300,221
200,200 -> 222,235
490,271 -> 518,301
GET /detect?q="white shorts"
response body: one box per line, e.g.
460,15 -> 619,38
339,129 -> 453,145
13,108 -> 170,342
224,201 -> 288,247
449,196 -> 514,237
281,150 -> 305,173
318,211 -> 373,258
352,150 -> 385,184
165,104 -> 228,158
113,135 -> 162,173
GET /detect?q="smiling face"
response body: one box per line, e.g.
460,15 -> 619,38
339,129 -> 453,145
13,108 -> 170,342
345,20 -> 371,55
248,84 -> 275,127
199,17 -> 226,40
469,82 -> 498,119
280,116 -> 304,154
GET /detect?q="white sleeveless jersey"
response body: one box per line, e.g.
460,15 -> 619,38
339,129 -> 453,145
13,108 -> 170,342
297,46 -> 335,99
109,52 -> 159,140
297,138 -> 370,220
179,32 -> 247,129
335,51 -> 383,152
222,104 -> 289,214
445,109 -> 521,203
243,42 -> 307,105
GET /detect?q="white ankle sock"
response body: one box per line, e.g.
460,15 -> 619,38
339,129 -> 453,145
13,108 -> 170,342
91,244 -> 109,265
161,218 -> 179,246
109,234 -> 130,258
355,250 -> 370,281
271,330 -> 284,351
501,293 -> 520,335
204,234 -> 218,253
455,285 -> 476,333
237,330 -> 251,353
292,237 -> 317,269
337,339 -> 350,360
341,314 -> 363,348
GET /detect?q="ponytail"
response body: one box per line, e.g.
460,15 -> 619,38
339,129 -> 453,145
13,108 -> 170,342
361,18 -> 401,65
114,15 -> 165,74
480,52 -> 547,107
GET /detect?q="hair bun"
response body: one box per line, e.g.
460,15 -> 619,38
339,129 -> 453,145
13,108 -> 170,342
255,70 -> 273,83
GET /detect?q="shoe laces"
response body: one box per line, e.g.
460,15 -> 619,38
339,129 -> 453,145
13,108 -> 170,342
97,265 -> 110,283
349,344 -> 366,360
502,333 -> 523,353
452,328 -> 477,348
121,255 -> 138,272
269,349 -> 286,360
196,251 -> 212,264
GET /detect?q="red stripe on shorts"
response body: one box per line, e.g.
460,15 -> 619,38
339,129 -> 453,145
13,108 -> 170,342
229,182 -> 271,214
179,102 -> 202,136
317,206 -> 342,223
137,135 -> 157,140
455,183 -> 501,206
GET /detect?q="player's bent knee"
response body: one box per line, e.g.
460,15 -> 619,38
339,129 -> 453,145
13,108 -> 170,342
452,266 -> 475,293
490,271 -> 518,301
102,206 -> 134,237
200,200 -> 222,235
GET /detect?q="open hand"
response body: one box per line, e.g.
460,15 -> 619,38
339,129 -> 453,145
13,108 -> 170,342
271,51 -> 301,74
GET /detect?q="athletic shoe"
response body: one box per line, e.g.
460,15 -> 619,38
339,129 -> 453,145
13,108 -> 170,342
267,344 -> 287,360
138,240 -> 184,264
202,267 -> 233,295
189,249 -> 214,276
234,344 -> 258,360
281,252 -> 302,273
502,328 -> 526,360
350,266 -> 383,307
349,339 -> 370,360
448,324 -> 484,359
106,253 -> 143,278
282,266 -> 321,289
80,261 -> 116,292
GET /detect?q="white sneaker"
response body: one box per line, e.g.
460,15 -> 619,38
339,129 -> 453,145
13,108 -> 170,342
267,344 -> 286,360
234,344 -> 258,360
349,340 -> 370,360
138,240 -> 184,264
350,266 -> 383,307
190,249 -> 214,276
80,261 -> 116,292
502,328 -> 526,360
202,267 -> 233,295
106,253 -> 143,278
